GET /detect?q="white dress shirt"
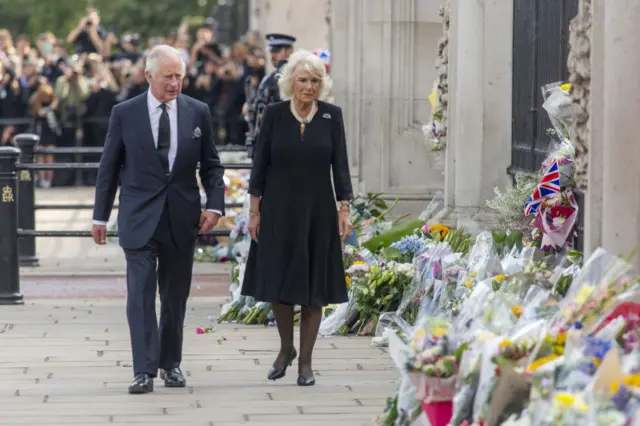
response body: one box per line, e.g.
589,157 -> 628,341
147,90 -> 179,171
93,91 -> 221,226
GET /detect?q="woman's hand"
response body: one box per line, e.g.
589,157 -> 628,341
248,214 -> 260,243
338,209 -> 352,242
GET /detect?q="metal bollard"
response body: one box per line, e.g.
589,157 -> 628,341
0,147 -> 23,305
15,134 -> 40,267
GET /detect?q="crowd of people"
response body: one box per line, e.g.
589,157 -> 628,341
0,8 -> 269,187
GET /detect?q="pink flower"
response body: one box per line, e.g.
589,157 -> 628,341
422,224 -> 430,234
196,327 -> 205,334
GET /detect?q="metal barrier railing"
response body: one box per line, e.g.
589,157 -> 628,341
0,135 -> 252,305
34,145 -> 249,154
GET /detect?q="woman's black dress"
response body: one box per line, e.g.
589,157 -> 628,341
241,100 -> 353,307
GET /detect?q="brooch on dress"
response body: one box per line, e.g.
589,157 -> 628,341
322,113 -> 331,119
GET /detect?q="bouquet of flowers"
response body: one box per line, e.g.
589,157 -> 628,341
406,323 -> 467,426
549,248 -> 638,333
351,261 -> 415,336
242,302 -> 272,325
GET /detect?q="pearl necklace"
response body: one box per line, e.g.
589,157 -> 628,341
290,101 -> 317,136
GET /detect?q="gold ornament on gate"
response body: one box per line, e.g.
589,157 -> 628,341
2,185 -> 14,203
19,170 -> 31,182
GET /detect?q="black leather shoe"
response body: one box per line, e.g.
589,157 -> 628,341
128,373 -> 154,394
160,367 -> 186,388
267,347 -> 297,381
296,375 -> 316,386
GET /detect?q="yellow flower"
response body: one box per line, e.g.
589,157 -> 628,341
624,373 -> 640,388
511,305 -> 523,318
526,354 -> 559,373
554,392 -> 575,408
431,326 -> 448,338
614,371 -> 640,394
499,339 -> 513,349
575,286 -> 594,305
611,381 -> 621,394
556,331 -> 567,345
465,280 -> 473,288
345,275 -> 351,289
494,275 -> 507,283
469,271 -> 477,278
352,261 -> 366,265
430,224 -> 450,238
560,83 -> 571,92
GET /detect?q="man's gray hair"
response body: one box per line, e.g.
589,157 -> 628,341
145,45 -> 186,77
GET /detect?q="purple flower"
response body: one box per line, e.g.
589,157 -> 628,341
611,385 -> 633,411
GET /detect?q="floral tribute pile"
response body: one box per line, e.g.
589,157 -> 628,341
371,236 -> 640,426
486,82 -> 581,255
193,151 -> 251,263
209,81 -> 640,425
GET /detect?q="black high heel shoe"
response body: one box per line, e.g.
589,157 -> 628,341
296,363 -> 316,386
267,347 -> 297,381
296,375 -> 316,386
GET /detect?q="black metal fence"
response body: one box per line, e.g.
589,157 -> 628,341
510,0 -> 579,175
0,135 -> 252,305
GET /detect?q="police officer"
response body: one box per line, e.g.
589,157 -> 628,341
245,33 -> 296,157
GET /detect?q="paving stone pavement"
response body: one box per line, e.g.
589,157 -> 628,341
0,298 -> 398,425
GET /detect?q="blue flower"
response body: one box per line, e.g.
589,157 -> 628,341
390,235 -> 426,255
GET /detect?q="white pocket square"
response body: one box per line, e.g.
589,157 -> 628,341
192,127 -> 201,138
322,113 -> 331,119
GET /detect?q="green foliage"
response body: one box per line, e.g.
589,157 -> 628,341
486,172 -> 539,231
361,219 -> 425,253
351,192 -> 396,224
0,0 -> 215,41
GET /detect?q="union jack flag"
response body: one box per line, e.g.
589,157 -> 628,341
524,159 -> 561,216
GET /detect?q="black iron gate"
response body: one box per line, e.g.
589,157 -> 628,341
510,0 -> 579,174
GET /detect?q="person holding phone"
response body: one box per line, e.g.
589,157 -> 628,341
66,8 -> 107,54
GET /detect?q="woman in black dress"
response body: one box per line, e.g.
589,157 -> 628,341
242,50 -> 353,386
30,82 -> 61,187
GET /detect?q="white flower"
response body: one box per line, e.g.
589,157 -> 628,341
346,263 -> 370,274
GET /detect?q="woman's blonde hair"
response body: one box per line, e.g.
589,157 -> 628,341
31,83 -> 55,116
278,49 -> 333,102
0,29 -> 15,55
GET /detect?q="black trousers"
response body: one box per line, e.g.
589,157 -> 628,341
123,205 -> 195,377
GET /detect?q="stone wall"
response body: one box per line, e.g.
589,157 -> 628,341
248,0 -> 331,71
567,0 -> 592,190
433,0 -> 450,147
330,0 -> 445,216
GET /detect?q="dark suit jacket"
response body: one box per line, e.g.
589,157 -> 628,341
93,92 -> 225,250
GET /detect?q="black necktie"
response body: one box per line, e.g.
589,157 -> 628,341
157,103 -> 170,173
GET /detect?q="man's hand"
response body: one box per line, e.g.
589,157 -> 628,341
92,224 -> 107,245
199,211 -> 221,234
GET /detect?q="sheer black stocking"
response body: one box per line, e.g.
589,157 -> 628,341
271,303 -> 295,369
298,306 -> 322,377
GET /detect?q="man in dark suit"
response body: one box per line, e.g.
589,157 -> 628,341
91,45 -> 225,394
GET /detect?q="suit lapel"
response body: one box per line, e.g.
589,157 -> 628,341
174,95 -> 194,174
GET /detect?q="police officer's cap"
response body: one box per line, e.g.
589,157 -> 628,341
265,33 -> 296,50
